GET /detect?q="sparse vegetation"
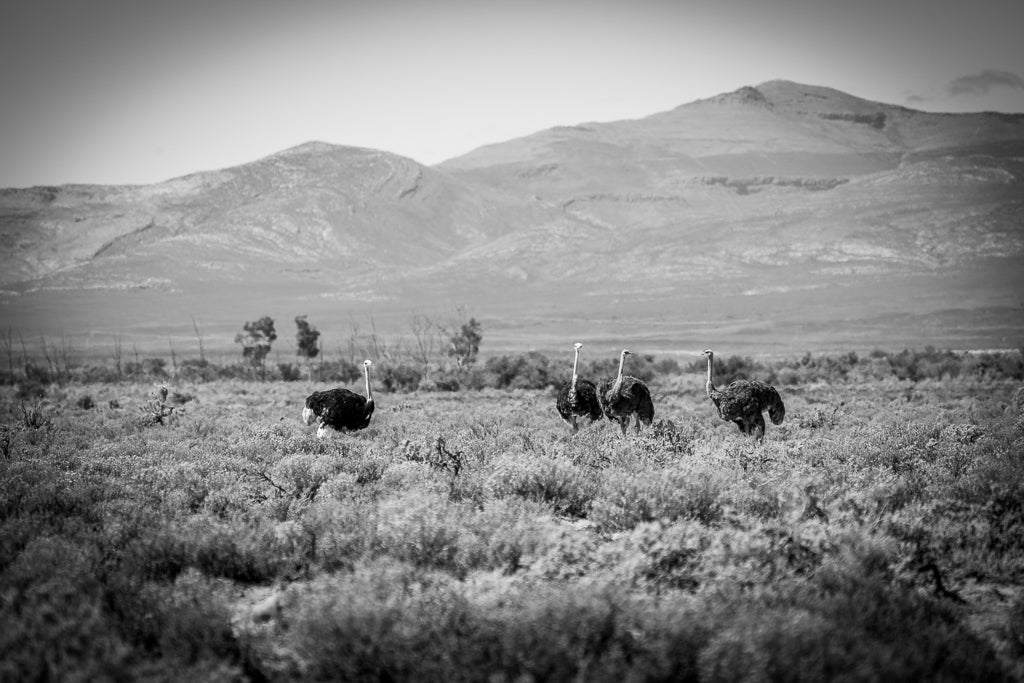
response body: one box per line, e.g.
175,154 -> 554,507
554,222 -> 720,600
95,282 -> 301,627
2,343 -> 1022,391
819,110 -> 887,129
700,175 -> 850,194
1,344 -> 1023,680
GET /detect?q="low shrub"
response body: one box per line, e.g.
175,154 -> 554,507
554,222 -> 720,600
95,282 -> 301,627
282,565 -> 708,682
277,362 -> 303,382
2,369 -> 1020,681
590,465 -> 727,531
283,561 -> 473,681
178,358 -> 219,382
1,536 -> 134,681
487,454 -> 597,517
379,363 -> 423,392
108,569 -> 241,673
1008,594 -> 1024,658
483,353 -> 557,390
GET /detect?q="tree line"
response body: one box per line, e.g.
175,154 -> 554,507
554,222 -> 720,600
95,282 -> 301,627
2,310 -> 1022,402
233,313 -> 483,381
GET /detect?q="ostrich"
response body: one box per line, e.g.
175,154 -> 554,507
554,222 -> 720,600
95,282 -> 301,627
599,349 -> 655,435
556,342 -> 604,431
302,359 -> 375,438
701,349 -> 785,441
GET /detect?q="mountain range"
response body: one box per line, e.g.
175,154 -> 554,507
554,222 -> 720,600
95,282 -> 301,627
2,80 -> 1022,358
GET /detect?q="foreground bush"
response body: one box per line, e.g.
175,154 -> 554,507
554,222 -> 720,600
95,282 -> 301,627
1,373 -> 1021,680
274,553 -> 1010,683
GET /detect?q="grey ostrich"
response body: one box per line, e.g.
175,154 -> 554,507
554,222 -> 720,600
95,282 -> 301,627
599,349 -> 655,435
556,342 -> 604,431
302,359 -> 375,438
701,349 -> 785,441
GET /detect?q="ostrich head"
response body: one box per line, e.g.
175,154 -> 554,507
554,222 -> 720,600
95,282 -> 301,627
569,342 -> 584,390
302,393 -> 322,426
702,349 -> 714,358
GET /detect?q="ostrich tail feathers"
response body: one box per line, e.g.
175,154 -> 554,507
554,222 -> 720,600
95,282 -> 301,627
768,388 -> 785,424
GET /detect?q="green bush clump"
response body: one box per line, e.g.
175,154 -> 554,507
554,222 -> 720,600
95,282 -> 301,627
1008,594 -> 1024,659
486,454 -> 598,517
282,563 -> 707,682
379,363 -> 424,392
1,536 -> 134,681
277,362 -> 303,382
590,465 -> 727,531
178,358 -> 219,382
284,561 -> 473,681
372,494 -> 550,577
483,352 -> 557,389
107,568 -> 242,677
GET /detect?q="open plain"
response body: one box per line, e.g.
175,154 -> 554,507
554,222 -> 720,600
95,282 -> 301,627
2,350 -> 1023,680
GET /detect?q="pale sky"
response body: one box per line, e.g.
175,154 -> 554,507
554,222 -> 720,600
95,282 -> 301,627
2,0 -> 1023,188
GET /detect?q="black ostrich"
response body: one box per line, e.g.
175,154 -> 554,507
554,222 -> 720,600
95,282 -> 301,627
302,359 -> 375,437
556,342 -> 604,431
599,349 -> 655,435
701,349 -> 785,441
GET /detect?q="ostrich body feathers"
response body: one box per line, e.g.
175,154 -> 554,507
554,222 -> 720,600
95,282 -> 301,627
556,378 -> 604,429
303,388 -> 374,435
556,342 -> 604,432
599,375 -> 655,434
708,378 -> 785,440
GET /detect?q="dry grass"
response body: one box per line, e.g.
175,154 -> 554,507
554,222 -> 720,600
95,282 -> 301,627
2,373 -> 1023,680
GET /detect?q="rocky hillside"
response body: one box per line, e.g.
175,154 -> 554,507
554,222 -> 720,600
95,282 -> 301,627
1,142 -> 567,290
2,81 -> 1022,353
436,81 -> 1024,308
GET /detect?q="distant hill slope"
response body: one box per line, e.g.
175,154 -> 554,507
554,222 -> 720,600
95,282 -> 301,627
0,143 -> 561,289
440,79 -> 1024,195
436,80 -> 1024,295
2,80 -> 1022,354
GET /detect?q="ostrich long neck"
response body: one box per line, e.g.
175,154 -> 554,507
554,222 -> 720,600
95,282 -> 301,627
611,352 -> 627,394
569,347 -> 581,399
705,353 -> 716,398
363,365 -> 374,405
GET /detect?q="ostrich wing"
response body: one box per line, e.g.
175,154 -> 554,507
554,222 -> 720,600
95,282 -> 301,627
606,376 -> 648,412
575,378 -> 604,421
715,380 -> 782,422
764,385 -> 785,424
634,382 -> 655,424
597,378 -> 615,419
318,388 -> 371,430
556,382 -> 572,420
557,378 -> 604,421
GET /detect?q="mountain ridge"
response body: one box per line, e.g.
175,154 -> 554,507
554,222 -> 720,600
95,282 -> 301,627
2,80 -> 1022,354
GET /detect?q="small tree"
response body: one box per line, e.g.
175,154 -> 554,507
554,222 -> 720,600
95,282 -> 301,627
235,316 -> 277,380
408,312 -> 446,373
191,315 -> 207,365
448,317 -> 483,370
295,315 -> 321,381
1,327 -> 13,382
